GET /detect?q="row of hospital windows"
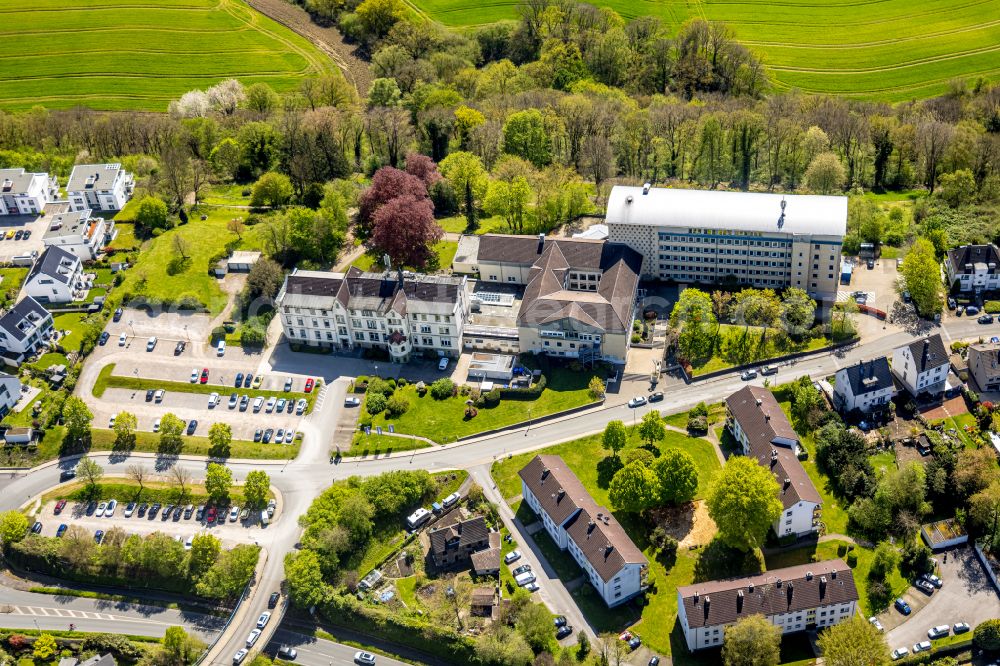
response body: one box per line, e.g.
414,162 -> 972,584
292,329 -> 452,347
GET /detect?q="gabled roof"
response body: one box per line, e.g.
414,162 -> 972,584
841,357 -> 893,396
0,296 -> 51,341
518,454 -> 596,526
726,386 -> 820,509
605,186 -> 848,237
27,245 -> 80,286
968,342 -> 1000,381
947,244 -> 1000,275
898,334 -> 948,373
428,515 -> 490,556
278,268 -> 463,314
678,559 -> 857,629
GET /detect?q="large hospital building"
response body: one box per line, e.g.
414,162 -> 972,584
605,186 -> 848,302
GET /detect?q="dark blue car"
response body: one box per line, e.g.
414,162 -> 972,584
894,598 -> 911,615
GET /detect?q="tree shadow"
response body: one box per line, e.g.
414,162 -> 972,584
166,256 -> 191,276
596,455 -> 623,489
693,539 -> 764,583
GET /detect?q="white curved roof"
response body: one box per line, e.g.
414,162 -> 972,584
605,186 -> 847,237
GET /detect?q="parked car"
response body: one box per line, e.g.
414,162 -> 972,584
353,652 -> 376,665
253,397 -> 264,412
56,524 -> 67,538
267,499 -> 277,517
95,501 -> 107,517
98,331 -> 110,345
119,332 -> 127,346
254,429 -> 263,442
297,398 -> 308,413
172,505 -> 183,520
95,529 -> 105,544
913,641 -> 931,653
149,503 -> 161,519
868,616 -> 884,633
161,504 -> 174,521
954,622 -> 971,634
928,625 -> 950,639
740,369 -> 758,380
525,581 -> 540,592
154,389 -> 164,402
438,357 -> 449,371
263,428 -> 273,443
276,398 -> 286,412
232,649 -> 248,665
922,573 -> 943,588
252,375 -> 262,388
31,521 -> 42,534
285,430 -> 294,443
275,428 -> 284,441
113,308 -> 123,322
245,629 -> 261,647
948,297 -> 957,310
244,373 -> 253,388
285,399 -> 294,414
648,658 -> 661,666
268,592 -> 280,608
187,419 -> 198,435
206,507 -> 217,523
514,571 -> 536,586
345,396 -> 361,407
183,505 -> 194,519
266,397 -> 276,413
146,336 -> 157,351
628,395 -> 647,408
60,469 -> 76,482
108,415 -> 116,428
504,550 -> 522,564
894,598 -> 912,615
891,647 -> 909,660
512,564 -> 532,576
184,536 -> 193,550
229,393 -> 239,409
305,378 -> 315,392
200,368 -> 209,384
240,395 -> 250,411
284,377 -> 293,391
153,418 -> 161,433
230,506 -> 239,522
256,612 -> 271,629
648,391 -> 664,402
277,647 -> 297,660
761,364 -> 779,375
967,305 -> 981,315
556,626 -> 573,640
554,616 -> 567,628
208,392 -> 220,408
54,500 -> 67,514
979,314 -> 994,324
235,373 -> 244,387
915,578 -> 935,594
124,502 -> 136,517
137,503 -> 148,517
146,389 -> 155,402
196,506 -> 205,521
174,341 -> 185,355
190,368 -> 199,383
105,500 -> 117,517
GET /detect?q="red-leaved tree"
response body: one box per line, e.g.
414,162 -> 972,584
369,195 -> 442,269
357,167 -> 427,238
404,153 -> 442,189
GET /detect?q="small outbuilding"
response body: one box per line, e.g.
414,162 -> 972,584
227,251 -> 261,273
921,518 -> 968,551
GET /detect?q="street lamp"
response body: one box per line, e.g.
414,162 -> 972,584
524,407 -> 532,436
128,319 -> 135,337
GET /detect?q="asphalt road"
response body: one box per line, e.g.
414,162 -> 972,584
3,313 -> 996,664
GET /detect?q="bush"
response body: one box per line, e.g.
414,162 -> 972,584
846,551 -> 858,567
975,618 -> 1000,651
429,378 -> 454,400
366,393 -> 387,415
687,414 -> 708,433
986,301 -> 1000,314
386,396 -> 409,418
367,377 -> 394,398
631,333 -> 642,344
484,388 -> 501,406
210,326 -> 227,343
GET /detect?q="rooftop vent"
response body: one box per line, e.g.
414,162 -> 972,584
557,487 -> 565,499
541,467 -> 549,480
748,582 -> 754,593
693,592 -> 699,604
755,398 -> 762,406
806,571 -> 813,581
642,183 -> 651,195
626,195 -> 633,204
587,520 -> 595,533
776,578 -> 782,588
786,581 -> 794,602
784,478 -> 791,489
778,197 -> 787,228
703,595 -> 710,617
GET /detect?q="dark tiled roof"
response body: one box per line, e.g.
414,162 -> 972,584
282,268 -> 462,314
27,245 -> 79,286
902,334 -> 948,373
284,273 -> 345,298
678,559 -> 857,629
726,386 -> 820,509
428,516 -> 489,556
471,543 -> 501,574
947,244 -> 1000,276
519,455 -> 647,581
470,587 -> 496,606
0,296 -> 50,342
843,357 -> 893,396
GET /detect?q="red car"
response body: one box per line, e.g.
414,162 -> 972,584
200,368 -> 209,384
304,378 -> 314,393
206,507 -> 217,523
54,500 -> 67,515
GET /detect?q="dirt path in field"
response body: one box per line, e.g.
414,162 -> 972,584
242,0 -> 371,97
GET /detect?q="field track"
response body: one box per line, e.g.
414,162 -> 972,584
0,0 -> 338,111
403,0 -> 1000,100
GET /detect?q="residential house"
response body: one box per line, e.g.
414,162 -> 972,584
519,455 -> 648,607
43,208 -> 115,260
677,559 -> 858,651
0,371 -> 21,418
470,533 -> 502,576
0,296 -> 54,365
892,334 -> 949,397
276,267 -> 468,362
725,386 -> 821,538
0,168 -> 60,216
967,342 -> 1000,393
428,516 -> 493,567
454,234 -> 642,363
604,185 -> 847,302
832,357 -> 895,415
945,244 -> 1000,294
470,588 -> 497,617
24,246 -> 84,304
65,163 -> 135,212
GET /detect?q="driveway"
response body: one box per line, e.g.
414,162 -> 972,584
0,212 -> 48,264
884,547 -> 999,651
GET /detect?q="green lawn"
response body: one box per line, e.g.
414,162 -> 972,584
0,266 -> 29,294
931,412 -> 979,449
52,312 -> 88,353
201,184 -> 252,206
345,432 -> 434,457
0,0 -> 338,112
108,221 -> 140,250
405,0 -> 1000,101
688,325 -> 831,377
363,368 -> 597,444
351,240 -> 458,273
436,215 -> 509,235
31,352 -> 69,371
117,208 -> 266,314
46,478 -> 273,507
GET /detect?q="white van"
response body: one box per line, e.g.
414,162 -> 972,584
253,397 -> 264,412
260,510 -> 270,525
515,571 -> 536,587
217,340 -> 226,356
442,492 -> 461,509
406,507 -> 431,530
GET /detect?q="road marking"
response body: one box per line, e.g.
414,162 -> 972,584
10,606 -> 165,625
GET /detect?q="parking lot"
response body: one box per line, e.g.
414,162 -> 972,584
34,498 -> 278,548
0,211 -> 49,263
882,547 -> 1000,652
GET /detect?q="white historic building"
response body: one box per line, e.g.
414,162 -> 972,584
945,244 -> 1000,294
892,334 -> 949,397
833,357 -> 895,414
604,185 -> 847,302
0,168 -> 60,216
276,267 -> 468,362
677,560 -> 858,651
66,163 -> 135,212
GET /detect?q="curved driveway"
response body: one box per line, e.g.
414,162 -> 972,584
2,315 -> 992,664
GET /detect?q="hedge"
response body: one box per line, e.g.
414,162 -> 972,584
498,373 -> 547,400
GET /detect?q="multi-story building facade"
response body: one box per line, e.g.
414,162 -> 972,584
945,244 -> 1000,294
726,386 -> 821,538
604,186 -> 847,302
65,163 -> 135,212
892,334 -> 949,397
276,267 -> 468,362
43,209 -> 115,260
24,246 -> 83,304
0,296 -> 54,366
0,168 -> 60,216
833,357 -> 895,415
0,371 -> 22,419
967,342 -> 1000,393
677,559 -> 858,651
519,455 -> 648,608
453,234 -> 642,363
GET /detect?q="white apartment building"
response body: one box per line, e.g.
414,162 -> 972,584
892,334 -> 949,397
726,386 -> 821,538
65,163 -> 135,212
833,357 -> 895,415
0,372 -> 22,419
519,455 -> 648,608
24,246 -> 84,304
605,186 -> 847,302
276,267 -> 468,362
0,296 -> 54,365
0,168 -> 60,216
945,244 -> 1000,294
677,559 -> 858,651
43,209 -> 115,260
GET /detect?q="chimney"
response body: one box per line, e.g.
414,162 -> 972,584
755,398 -> 762,406
541,467 -> 549,480
537,233 -> 545,254
626,195 -> 633,204
765,412 -> 771,422
604,543 -> 614,557
831,570 -> 837,580
736,590 -> 744,614
703,595 -> 711,619
770,450 -> 778,468
819,576 -> 827,599
786,581 -> 794,604
806,571 -> 813,581
587,520 -> 595,533
642,183 -> 651,195
783,478 -> 791,489
693,592 -> 699,605
748,582 -> 754,593
776,578 -> 782,588
557,487 -> 565,501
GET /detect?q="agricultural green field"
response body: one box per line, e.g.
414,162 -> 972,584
406,0 -> 1000,100
0,0 -> 336,111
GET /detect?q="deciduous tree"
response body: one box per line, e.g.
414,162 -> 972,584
602,420 -> 627,459
159,414 -> 185,454
208,423 -> 232,458
126,464 -> 149,494
63,397 -> 93,446
188,533 -> 221,579
369,194 -> 442,269
357,166 -> 428,237
439,151 -> 488,229
77,456 -> 104,493
250,172 -> 294,208
723,614 -> 781,666
243,470 -> 270,508
653,449 -> 699,505
609,461 -> 657,513
284,549 -> 328,608
708,456 -> 782,551
816,616 -> 889,666
113,411 -> 137,449
0,510 -> 29,548
637,411 -> 666,447
900,238 -> 943,317
33,634 -> 57,661
134,196 -> 169,234
670,288 -> 716,361
205,463 -> 233,504
805,152 -> 846,193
